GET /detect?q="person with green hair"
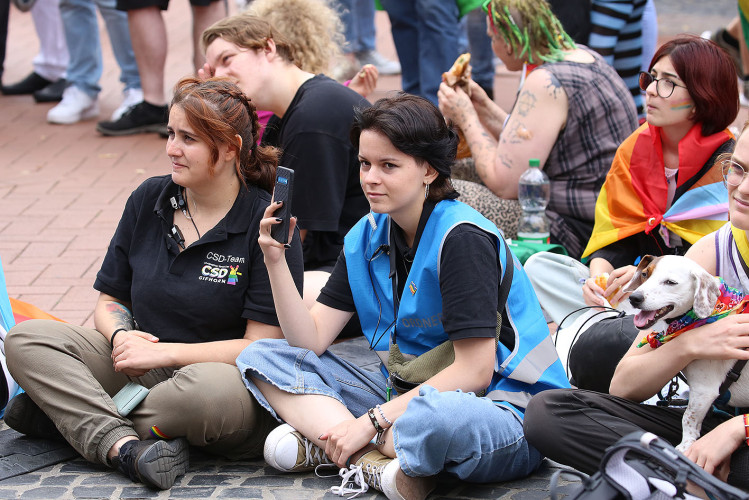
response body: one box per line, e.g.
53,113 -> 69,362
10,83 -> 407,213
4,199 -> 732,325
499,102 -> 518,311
438,0 -> 638,260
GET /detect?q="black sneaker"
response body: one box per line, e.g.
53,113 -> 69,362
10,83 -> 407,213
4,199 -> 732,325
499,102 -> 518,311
96,101 -> 168,137
112,438 -> 190,490
4,393 -> 64,441
1,71 -> 53,95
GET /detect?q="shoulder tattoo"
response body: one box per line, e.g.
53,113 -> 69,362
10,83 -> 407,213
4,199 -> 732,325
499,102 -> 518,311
544,73 -> 564,99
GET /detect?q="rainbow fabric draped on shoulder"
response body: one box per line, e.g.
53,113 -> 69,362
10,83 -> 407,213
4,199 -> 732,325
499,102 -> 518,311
582,123 -> 734,259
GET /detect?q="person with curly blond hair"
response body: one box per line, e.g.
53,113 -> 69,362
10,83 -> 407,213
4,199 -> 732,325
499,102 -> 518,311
248,0 -> 378,102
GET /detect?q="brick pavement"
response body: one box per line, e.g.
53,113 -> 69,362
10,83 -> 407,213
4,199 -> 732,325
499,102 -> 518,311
0,0 -> 746,498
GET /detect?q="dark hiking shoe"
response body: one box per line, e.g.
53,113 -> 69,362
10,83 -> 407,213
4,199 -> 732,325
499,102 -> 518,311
4,393 -> 64,441
112,438 -> 190,490
96,101 -> 168,136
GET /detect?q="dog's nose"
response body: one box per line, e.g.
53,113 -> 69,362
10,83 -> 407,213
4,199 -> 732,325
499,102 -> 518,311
629,291 -> 643,308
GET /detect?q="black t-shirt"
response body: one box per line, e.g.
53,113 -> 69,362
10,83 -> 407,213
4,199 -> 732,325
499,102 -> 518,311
588,231 -> 689,269
261,75 -> 370,271
318,220 -> 500,341
94,175 -> 304,343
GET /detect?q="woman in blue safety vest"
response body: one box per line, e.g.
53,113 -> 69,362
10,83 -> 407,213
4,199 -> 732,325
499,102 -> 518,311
236,93 -> 569,500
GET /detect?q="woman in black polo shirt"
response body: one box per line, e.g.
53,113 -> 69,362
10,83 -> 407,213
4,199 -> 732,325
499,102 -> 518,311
4,77 -> 304,490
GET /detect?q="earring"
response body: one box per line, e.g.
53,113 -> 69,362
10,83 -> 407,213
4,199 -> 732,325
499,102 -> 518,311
424,183 -> 430,200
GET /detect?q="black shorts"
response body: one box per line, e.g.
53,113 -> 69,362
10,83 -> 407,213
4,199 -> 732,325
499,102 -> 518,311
116,0 -> 221,12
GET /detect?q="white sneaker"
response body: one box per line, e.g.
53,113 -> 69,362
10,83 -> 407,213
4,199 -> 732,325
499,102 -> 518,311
47,86 -> 99,125
355,50 -> 401,75
329,450 -> 435,500
264,423 -> 333,472
111,88 -> 144,121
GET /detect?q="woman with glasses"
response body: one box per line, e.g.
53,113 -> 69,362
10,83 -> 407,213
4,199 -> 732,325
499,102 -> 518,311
523,121 -> 749,489
438,0 -> 638,260
524,36 -> 738,390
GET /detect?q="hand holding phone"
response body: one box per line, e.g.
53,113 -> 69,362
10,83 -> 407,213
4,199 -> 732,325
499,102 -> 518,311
271,166 -> 294,245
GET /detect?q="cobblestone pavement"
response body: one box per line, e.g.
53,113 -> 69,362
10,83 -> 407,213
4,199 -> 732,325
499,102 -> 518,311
0,426 -> 582,500
0,337 -> 581,499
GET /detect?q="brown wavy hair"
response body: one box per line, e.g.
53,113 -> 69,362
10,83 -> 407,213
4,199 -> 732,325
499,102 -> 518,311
170,77 -> 279,193
202,13 -> 295,64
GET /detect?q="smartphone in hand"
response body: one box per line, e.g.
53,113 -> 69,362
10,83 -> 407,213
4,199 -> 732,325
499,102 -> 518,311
271,166 -> 294,244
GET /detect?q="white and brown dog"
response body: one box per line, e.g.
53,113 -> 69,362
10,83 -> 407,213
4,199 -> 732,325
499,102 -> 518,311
625,254 -> 749,452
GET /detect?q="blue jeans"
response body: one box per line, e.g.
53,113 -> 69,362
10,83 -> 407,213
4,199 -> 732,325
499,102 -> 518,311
237,339 -> 543,482
464,7 -> 494,93
60,0 -> 140,98
379,0 -> 460,106
338,0 -> 375,54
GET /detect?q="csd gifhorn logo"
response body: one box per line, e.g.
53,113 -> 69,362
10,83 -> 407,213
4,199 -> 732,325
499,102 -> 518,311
200,264 -> 241,285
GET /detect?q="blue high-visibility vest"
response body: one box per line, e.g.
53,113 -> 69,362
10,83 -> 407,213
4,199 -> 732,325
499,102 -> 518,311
344,200 -> 569,415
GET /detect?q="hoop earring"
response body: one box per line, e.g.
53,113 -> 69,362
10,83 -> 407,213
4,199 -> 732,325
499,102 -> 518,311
424,183 -> 430,200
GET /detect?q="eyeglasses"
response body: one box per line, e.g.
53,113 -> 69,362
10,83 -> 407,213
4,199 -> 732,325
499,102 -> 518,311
638,72 -> 688,98
722,159 -> 749,186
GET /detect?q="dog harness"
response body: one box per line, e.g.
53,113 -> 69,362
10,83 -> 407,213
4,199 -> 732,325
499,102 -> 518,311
637,279 -> 749,349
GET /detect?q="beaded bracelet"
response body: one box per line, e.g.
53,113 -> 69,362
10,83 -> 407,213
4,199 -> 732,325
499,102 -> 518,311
110,328 -> 127,349
367,407 -> 386,446
376,404 -> 393,427
744,414 -> 749,446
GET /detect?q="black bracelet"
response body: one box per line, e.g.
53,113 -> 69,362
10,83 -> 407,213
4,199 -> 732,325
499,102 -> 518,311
367,407 -> 385,446
110,328 -> 127,349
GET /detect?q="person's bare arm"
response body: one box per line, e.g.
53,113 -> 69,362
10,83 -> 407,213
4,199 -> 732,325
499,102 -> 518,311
111,319 -> 284,373
440,69 -> 567,199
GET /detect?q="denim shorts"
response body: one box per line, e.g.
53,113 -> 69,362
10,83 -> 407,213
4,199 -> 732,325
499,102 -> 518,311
237,339 -> 543,482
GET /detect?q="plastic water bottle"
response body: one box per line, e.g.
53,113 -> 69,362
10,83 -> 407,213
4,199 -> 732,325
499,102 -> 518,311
517,158 -> 550,244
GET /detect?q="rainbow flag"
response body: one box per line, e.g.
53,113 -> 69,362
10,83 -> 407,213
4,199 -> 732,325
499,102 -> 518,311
1,256 -> 64,415
1,256 -> 20,415
582,123 -> 733,258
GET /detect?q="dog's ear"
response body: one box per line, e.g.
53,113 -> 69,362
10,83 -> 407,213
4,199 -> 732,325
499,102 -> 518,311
692,269 -> 720,318
624,255 -> 657,292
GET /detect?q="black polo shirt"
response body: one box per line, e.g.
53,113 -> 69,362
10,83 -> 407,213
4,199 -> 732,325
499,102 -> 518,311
94,175 -> 304,343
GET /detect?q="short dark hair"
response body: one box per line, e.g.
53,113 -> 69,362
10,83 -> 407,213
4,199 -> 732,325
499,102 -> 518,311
649,35 -> 739,136
350,93 -> 459,202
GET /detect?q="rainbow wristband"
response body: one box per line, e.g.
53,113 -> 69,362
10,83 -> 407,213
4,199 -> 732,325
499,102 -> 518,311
743,414 -> 749,446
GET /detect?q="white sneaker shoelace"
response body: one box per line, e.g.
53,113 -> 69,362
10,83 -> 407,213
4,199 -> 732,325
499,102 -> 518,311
324,460 -> 385,499
302,436 -> 331,468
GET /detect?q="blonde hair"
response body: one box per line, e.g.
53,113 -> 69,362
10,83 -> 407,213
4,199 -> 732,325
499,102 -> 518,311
248,0 -> 345,74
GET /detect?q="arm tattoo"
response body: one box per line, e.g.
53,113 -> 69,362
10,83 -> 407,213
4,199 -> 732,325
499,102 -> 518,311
514,90 -> 537,117
544,73 -> 564,99
106,302 -> 135,330
498,152 -> 514,170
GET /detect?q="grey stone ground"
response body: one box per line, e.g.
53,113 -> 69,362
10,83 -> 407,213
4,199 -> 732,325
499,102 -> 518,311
0,337 -> 582,499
